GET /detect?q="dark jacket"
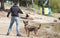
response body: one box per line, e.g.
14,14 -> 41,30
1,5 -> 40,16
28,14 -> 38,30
7,5 -> 23,17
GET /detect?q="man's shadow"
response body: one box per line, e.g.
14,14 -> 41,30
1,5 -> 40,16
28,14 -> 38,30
0,34 -> 25,37
0,34 -> 15,36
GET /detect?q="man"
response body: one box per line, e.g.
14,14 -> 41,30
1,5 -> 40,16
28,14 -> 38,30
7,2 -> 23,36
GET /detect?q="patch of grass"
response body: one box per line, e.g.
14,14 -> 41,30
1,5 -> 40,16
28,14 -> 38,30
29,4 -> 40,10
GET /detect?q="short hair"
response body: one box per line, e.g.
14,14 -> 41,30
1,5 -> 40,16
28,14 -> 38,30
14,2 -> 18,5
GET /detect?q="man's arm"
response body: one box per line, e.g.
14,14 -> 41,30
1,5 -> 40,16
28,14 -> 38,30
18,8 -> 23,14
7,12 -> 10,17
7,8 -> 12,17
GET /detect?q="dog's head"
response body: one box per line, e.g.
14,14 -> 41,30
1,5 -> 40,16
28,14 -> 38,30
23,21 -> 28,26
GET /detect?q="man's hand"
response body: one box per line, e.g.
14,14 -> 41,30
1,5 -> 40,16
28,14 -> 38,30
26,14 -> 33,20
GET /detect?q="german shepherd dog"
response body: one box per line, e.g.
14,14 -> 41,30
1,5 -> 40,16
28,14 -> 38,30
23,21 -> 41,37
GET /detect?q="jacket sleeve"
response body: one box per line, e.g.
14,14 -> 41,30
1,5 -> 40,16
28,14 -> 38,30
7,7 -> 12,17
18,8 -> 23,14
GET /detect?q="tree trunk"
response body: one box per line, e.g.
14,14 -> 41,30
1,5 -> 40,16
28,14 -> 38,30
32,0 -> 34,8
26,0 -> 29,8
1,0 -> 5,10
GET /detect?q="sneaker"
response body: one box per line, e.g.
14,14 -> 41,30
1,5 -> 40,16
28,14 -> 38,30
17,34 -> 22,36
6,33 -> 9,36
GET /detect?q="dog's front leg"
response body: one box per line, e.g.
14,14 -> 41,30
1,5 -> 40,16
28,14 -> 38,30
34,31 -> 37,35
27,30 -> 30,37
34,30 -> 38,36
25,29 -> 27,34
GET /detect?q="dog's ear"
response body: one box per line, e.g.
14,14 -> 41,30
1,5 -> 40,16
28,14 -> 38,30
23,21 -> 25,24
38,24 -> 41,29
26,21 -> 28,23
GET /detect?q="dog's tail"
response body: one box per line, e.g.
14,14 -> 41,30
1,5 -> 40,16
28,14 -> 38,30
38,24 -> 41,29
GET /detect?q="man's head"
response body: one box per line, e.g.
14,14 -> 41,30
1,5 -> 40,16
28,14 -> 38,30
14,2 -> 19,6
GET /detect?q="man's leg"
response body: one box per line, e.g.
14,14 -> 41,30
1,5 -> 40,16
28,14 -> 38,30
7,17 -> 14,35
15,17 -> 21,36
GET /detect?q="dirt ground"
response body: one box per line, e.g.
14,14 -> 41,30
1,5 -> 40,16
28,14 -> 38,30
0,11 -> 41,38
0,10 -> 60,38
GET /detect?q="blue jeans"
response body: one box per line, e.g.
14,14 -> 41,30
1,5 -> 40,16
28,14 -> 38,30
7,16 -> 20,35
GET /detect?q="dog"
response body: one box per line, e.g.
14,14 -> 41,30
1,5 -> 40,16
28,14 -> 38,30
23,20 -> 41,37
